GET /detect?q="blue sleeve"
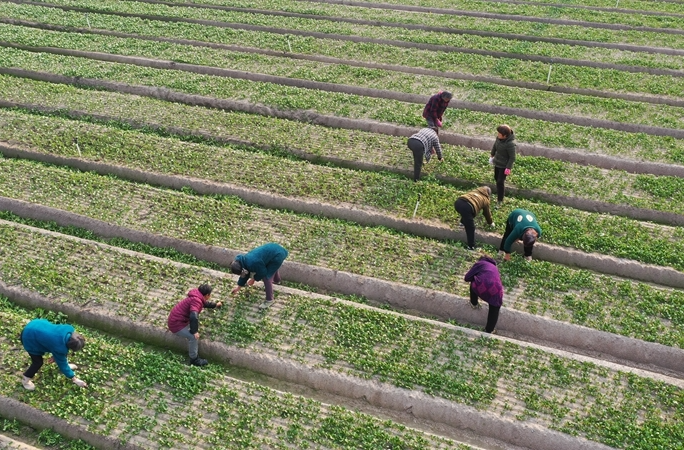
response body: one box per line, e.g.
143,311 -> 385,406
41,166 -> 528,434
237,275 -> 248,287
53,352 -> 74,379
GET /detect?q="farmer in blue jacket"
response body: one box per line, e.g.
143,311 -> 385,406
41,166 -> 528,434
20,319 -> 87,391
230,243 -> 289,309
500,208 -> 542,262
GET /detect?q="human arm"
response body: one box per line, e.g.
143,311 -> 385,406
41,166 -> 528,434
52,352 -> 75,379
189,310 -> 200,335
464,263 -> 481,282
506,143 -> 516,170
204,300 -> 222,309
432,137 -> 443,161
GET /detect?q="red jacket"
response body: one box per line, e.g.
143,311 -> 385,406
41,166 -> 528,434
167,288 -> 206,333
422,92 -> 449,121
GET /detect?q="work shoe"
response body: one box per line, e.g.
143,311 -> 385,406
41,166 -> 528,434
470,302 -> 482,310
524,256 -> 533,262
258,300 -> 275,310
68,364 -> 78,370
190,357 -> 208,367
21,376 -> 35,391
484,329 -> 497,335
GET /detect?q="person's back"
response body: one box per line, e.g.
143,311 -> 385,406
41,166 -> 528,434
22,319 -> 73,355
168,289 -> 205,333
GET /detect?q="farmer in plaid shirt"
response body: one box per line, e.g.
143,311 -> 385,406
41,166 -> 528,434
422,91 -> 452,128
407,127 -> 443,182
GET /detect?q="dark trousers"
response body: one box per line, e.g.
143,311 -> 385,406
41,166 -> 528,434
407,138 -> 425,182
470,285 -> 501,333
455,198 -> 476,248
24,354 -> 44,379
494,167 -> 508,202
499,222 -> 534,257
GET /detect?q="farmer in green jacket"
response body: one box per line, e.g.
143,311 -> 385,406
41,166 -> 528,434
490,124 -> 516,206
230,243 -> 289,309
499,209 -> 542,262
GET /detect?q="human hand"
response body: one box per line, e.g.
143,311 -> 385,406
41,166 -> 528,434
72,377 -> 87,388
247,279 -> 255,287
488,157 -> 494,166
436,119 -> 442,127
216,302 -> 223,308
504,168 -> 511,175
194,332 -> 200,340
231,286 -> 241,295
47,356 -> 55,364
504,253 -> 511,261
430,148 -> 436,155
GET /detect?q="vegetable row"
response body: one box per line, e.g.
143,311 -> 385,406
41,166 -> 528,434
1,222 -> 683,450
0,297 -> 460,449
169,0 -> 684,28
29,0 -> 684,50
1,46 -> 683,166
3,24 -> 684,132
7,3 -> 684,97
0,159 -> 683,348
4,1 -> 682,70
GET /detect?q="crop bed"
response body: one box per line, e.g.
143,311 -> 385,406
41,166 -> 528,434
2,43 -> 683,163
0,161 -> 683,349
5,23 -> 684,132
4,105 -> 684,225
0,220 -> 683,450
15,0 -> 684,60
1,0 -> 684,447
0,299 -> 464,449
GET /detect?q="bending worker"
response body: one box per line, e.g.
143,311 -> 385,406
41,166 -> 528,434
231,243 -> 289,309
407,127 -> 443,182
464,255 -> 504,333
500,208 -> 542,261
168,284 -> 222,367
20,318 -> 87,390
454,186 -> 495,251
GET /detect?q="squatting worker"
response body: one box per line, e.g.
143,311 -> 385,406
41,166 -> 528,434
168,284 -> 222,367
454,186 -> 495,251
20,318 -> 87,390
500,208 -> 542,262
231,243 -> 289,309
490,124 -> 516,206
407,127 -> 443,182
464,255 -> 504,333
422,90 -> 453,128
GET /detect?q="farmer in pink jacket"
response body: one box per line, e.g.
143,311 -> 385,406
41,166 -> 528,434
168,284 -> 222,366
464,256 -> 504,333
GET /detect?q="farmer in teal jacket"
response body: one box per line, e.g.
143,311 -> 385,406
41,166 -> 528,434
499,209 -> 542,262
230,243 -> 289,309
20,319 -> 87,391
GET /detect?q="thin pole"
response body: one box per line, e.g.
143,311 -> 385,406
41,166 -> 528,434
412,194 -> 421,219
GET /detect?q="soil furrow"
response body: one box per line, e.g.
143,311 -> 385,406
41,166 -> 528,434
299,0 -> 684,19
0,221 -> 680,449
7,19 -> 684,108
141,0 -> 684,35
6,0 -> 684,75
3,47 -> 684,141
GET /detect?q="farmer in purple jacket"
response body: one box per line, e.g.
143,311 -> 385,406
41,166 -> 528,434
464,256 -> 504,333
20,318 -> 87,391
168,284 -> 222,367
